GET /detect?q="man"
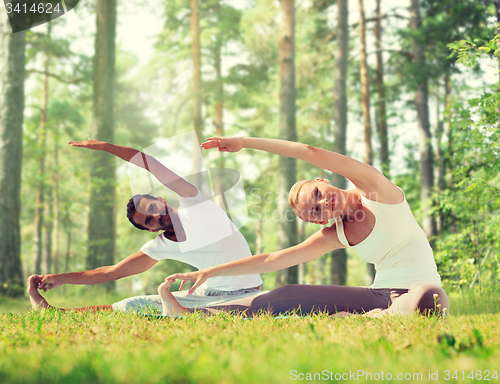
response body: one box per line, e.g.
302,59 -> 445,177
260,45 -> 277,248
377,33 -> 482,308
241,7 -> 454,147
28,138 -> 262,312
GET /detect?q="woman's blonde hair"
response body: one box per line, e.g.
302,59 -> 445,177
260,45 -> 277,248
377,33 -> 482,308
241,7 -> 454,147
288,179 -> 315,219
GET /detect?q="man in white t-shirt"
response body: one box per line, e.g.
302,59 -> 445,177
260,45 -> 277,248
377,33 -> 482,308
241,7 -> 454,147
27,139 -> 262,313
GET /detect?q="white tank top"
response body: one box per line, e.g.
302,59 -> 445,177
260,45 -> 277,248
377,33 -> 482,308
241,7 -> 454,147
335,189 -> 441,289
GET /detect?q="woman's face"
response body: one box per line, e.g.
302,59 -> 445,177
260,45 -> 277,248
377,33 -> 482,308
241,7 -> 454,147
295,180 -> 343,224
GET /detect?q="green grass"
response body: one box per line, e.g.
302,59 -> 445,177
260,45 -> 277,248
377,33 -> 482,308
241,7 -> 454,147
1,289 -> 499,383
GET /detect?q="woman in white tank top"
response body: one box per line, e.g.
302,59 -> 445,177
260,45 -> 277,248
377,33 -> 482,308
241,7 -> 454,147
163,137 -> 448,318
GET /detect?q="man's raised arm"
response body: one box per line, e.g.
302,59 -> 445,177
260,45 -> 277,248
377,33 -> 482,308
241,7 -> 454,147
30,251 -> 158,292
67,139 -> 198,197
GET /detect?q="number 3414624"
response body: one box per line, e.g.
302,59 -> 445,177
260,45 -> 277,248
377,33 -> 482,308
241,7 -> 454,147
444,370 -> 498,380
6,2 -> 63,14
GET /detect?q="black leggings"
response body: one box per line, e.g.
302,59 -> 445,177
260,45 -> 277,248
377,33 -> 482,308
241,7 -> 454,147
192,282 -> 448,316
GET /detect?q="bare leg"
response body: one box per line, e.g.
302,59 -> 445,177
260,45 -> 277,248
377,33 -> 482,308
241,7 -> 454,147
27,275 -> 112,312
158,280 -> 190,316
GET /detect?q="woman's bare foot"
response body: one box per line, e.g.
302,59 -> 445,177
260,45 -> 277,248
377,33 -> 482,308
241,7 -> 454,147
158,279 -> 190,316
27,275 -> 52,310
333,311 -> 353,318
362,308 -> 387,318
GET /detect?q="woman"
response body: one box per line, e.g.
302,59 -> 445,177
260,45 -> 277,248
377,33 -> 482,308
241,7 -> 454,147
161,136 -> 448,317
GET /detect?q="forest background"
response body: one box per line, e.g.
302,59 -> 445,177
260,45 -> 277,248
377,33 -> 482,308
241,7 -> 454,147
0,0 -> 499,305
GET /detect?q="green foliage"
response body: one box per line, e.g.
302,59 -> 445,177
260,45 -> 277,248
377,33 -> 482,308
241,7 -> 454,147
434,88 -> 500,289
394,0 -> 490,91
448,35 -> 500,68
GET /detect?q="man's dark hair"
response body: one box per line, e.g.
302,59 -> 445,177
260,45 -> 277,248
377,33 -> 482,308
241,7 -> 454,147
126,194 -> 157,230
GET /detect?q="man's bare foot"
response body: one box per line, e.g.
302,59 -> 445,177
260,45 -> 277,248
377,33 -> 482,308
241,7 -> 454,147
27,275 -> 52,310
158,279 -> 189,316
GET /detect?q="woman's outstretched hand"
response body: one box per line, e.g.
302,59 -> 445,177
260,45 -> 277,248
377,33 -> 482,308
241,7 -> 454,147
167,270 -> 209,295
201,137 -> 244,153
67,139 -> 108,151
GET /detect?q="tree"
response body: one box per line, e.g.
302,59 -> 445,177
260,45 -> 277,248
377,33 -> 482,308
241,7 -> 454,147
330,0 -> 349,286
358,0 -> 376,284
204,0 -> 243,205
191,0 -> 202,143
276,0 -> 299,286
399,0 -> 488,238
0,12 -> 25,297
374,0 -> 389,178
52,128 -> 60,273
33,24 -> 51,275
409,0 -> 436,239
213,1 -> 224,142
87,0 -> 117,289
358,0 -> 372,167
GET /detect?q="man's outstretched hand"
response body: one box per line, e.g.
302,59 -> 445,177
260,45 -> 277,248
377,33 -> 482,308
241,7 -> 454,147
67,139 -> 108,151
27,274 -> 61,292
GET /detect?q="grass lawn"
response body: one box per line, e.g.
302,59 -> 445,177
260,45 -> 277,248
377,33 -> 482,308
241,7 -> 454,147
1,289 -> 499,383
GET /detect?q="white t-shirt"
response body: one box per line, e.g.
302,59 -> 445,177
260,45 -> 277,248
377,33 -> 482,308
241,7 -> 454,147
140,190 -> 263,291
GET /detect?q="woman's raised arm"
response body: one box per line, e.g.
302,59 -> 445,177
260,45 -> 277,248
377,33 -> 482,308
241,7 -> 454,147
202,137 -> 387,193
168,225 -> 345,294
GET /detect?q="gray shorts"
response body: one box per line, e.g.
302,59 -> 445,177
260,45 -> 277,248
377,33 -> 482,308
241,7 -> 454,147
112,287 -> 262,314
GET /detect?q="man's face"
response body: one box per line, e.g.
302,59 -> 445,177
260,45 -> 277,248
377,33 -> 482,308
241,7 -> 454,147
132,196 -> 172,232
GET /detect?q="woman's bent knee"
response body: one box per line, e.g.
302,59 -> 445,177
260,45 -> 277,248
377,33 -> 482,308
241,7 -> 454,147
412,283 -> 449,316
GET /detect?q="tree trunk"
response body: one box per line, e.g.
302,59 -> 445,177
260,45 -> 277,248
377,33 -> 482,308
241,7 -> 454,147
276,0 -> 298,287
213,4 -> 225,208
0,12 -> 25,297
434,82 -> 446,234
190,0 -> 203,189
374,0 -> 390,178
53,138 -> 60,273
358,0 -> 376,284
44,188 -> 53,274
64,227 -> 71,274
410,0 -> 436,239
444,74 -> 453,191
87,0 -> 117,291
297,219 -> 307,284
330,0 -> 349,286
33,27 -> 51,275
214,7 -> 224,143
358,0 -> 372,167
64,203 -> 72,273
255,217 -> 263,255
191,0 -> 202,143
443,74 -> 456,234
